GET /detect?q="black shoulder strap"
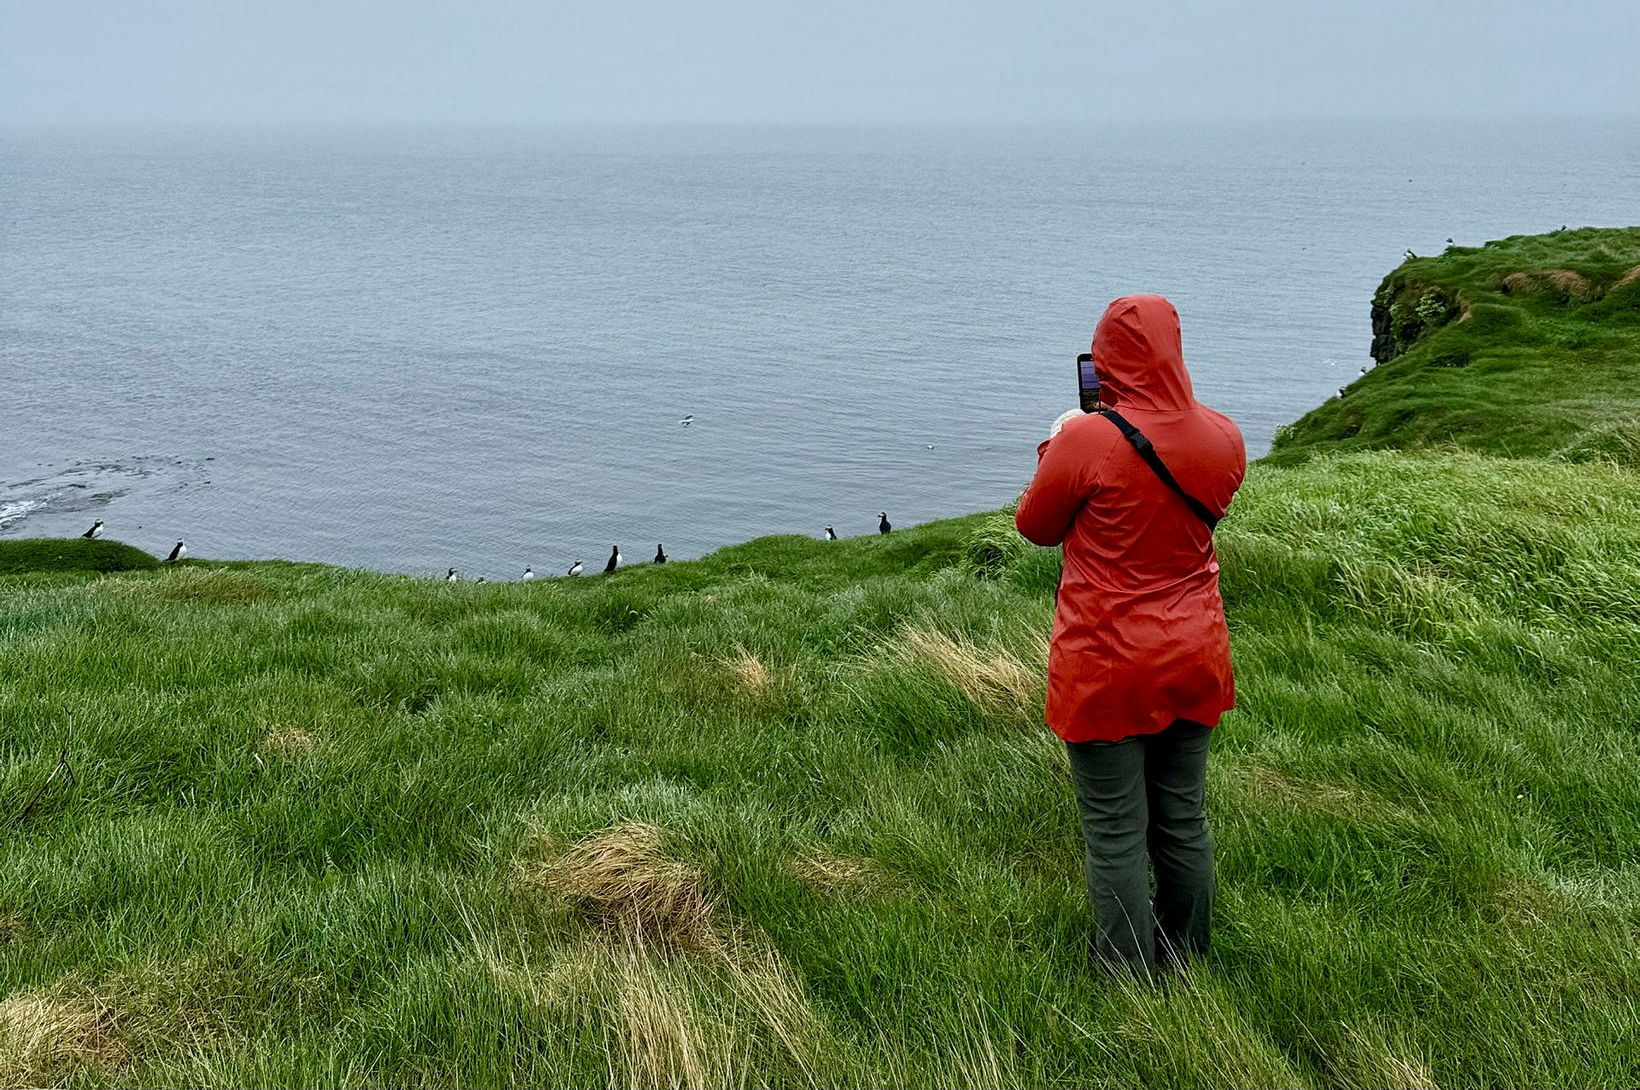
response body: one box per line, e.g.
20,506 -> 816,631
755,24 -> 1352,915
1100,409 -> 1221,529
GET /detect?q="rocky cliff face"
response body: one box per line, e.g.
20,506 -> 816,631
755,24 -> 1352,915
1369,271 -> 1463,365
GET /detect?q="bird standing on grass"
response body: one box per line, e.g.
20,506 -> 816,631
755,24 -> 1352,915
879,512 -> 892,535
522,567 -> 535,581
603,545 -> 621,574
82,519 -> 104,540
567,560 -> 583,577
654,544 -> 667,564
166,541 -> 187,563
824,526 -> 837,540
446,567 -> 458,582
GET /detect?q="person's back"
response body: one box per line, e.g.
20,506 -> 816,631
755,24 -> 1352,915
1016,294 -> 1246,977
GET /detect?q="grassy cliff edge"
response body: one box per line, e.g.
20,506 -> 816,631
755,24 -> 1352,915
2,228 -> 1637,1089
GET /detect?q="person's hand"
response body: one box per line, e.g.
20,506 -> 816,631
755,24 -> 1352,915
1048,409 -> 1083,440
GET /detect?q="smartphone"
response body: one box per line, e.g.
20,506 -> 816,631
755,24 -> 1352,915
1077,352 -> 1102,413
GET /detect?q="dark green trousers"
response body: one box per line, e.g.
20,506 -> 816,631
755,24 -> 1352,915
1065,718 -> 1215,978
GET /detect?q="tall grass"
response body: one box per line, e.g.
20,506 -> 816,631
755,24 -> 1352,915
2,446 -> 1636,1088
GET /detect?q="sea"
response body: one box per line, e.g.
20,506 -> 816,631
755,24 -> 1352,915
3,118 -> 1636,576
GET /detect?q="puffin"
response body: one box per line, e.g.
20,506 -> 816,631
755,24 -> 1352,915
824,526 -> 837,541
567,560 -> 583,577
603,545 -> 621,574
654,544 -> 667,564
166,541 -> 187,563
521,567 -> 535,581
878,512 -> 892,535
446,567 -> 458,582
82,519 -> 104,540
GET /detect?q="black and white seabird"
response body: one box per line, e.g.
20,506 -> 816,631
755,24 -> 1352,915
603,545 -> 621,574
522,567 -> 535,581
654,544 -> 667,564
679,415 -> 694,427
567,560 -> 583,577
82,519 -> 104,540
166,540 -> 187,563
824,526 -> 837,541
446,567 -> 458,582
878,512 -> 892,535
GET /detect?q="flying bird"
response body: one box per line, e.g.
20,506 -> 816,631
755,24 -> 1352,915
521,567 -> 535,581
679,415 -> 694,427
654,544 -> 667,564
82,519 -> 104,540
603,545 -> 621,574
567,560 -> 583,577
166,541 -> 187,563
879,513 -> 892,535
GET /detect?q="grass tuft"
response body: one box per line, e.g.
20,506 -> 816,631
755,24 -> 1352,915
723,644 -> 773,695
0,991 -> 127,1088
893,623 -> 1046,710
520,823 -> 717,952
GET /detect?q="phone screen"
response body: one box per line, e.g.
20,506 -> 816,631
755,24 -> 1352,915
1077,354 -> 1101,413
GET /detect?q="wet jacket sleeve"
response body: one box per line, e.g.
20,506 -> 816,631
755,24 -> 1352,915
1015,434 -> 1088,547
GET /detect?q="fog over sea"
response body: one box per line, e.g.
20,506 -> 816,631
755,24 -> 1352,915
3,119 -> 1636,575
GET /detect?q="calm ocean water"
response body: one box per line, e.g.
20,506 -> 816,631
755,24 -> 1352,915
3,120 -> 1636,575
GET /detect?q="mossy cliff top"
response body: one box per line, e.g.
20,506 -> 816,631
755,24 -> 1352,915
1271,225 -> 1640,465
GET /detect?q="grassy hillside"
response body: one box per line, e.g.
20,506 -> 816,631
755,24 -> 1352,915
1269,226 -> 1640,465
3,229 -> 1639,1089
0,538 -> 159,577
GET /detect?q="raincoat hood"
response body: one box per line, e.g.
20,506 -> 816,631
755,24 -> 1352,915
1092,294 -> 1195,412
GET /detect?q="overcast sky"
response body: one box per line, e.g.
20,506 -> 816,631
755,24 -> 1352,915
3,0 -> 1637,125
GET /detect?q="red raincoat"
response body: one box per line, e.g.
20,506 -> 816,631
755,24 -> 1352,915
1016,295 -> 1246,743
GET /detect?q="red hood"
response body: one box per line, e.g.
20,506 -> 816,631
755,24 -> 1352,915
1092,294 -> 1195,412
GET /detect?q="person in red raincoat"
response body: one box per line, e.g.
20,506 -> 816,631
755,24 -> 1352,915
1016,294 -> 1246,977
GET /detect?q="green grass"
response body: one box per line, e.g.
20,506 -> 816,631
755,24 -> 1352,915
0,538 -> 159,576
1269,226 -> 1640,465
3,228 -> 1639,1088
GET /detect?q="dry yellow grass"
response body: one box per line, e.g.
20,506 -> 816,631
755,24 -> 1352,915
1500,269 -> 1596,301
507,824 -> 826,1087
605,940 -> 711,1089
724,644 -> 773,695
1336,1022 -> 1438,1090
895,624 -> 1045,709
263,724 -> 320,757
0,991 -> 126,1089
788,852 -> 891,897
519,822 -> 717,951
1616,263 -> 1640,290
